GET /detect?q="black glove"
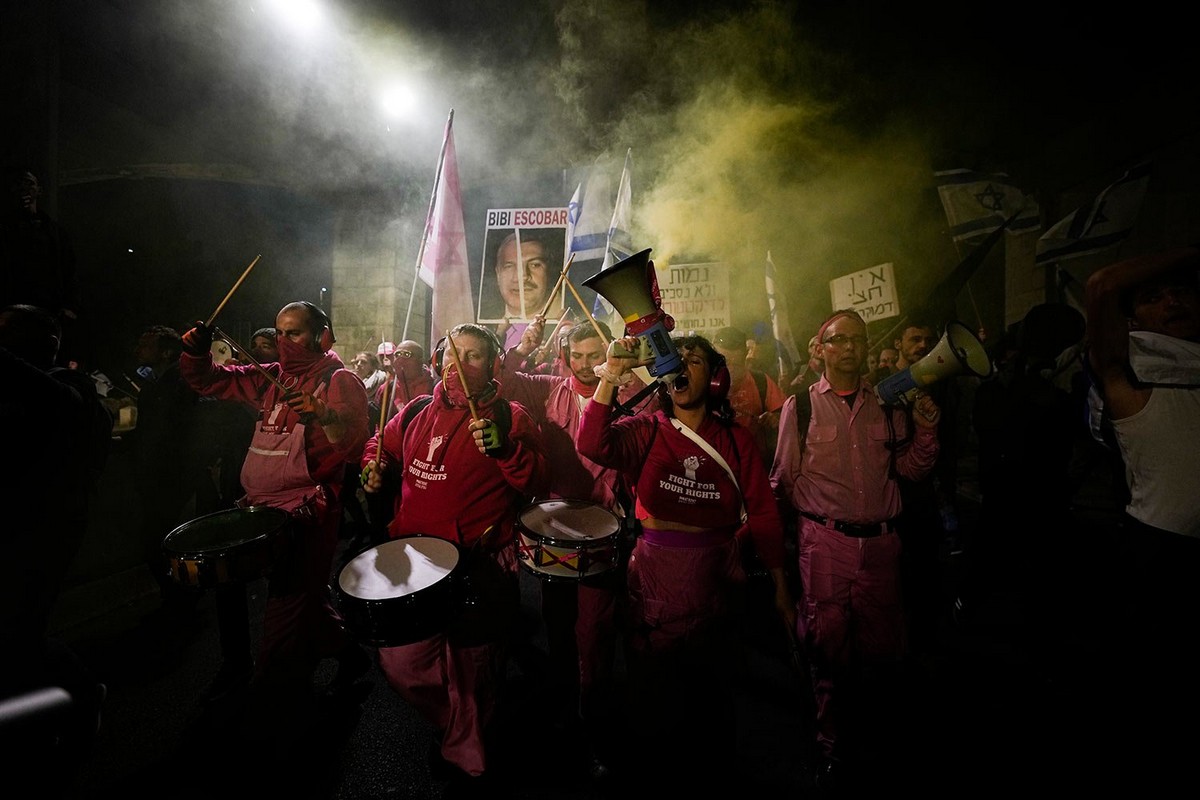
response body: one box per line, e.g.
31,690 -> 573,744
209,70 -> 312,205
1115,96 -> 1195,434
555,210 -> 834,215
181,321 -> 213,356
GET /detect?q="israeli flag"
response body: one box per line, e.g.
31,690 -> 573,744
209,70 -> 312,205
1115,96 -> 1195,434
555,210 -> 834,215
1036,162 -> 1151,265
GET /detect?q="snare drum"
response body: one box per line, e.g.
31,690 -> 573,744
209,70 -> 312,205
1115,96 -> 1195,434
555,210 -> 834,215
163,506 -> 291,588
336,535 -> 463,647
516,499 -> 621,581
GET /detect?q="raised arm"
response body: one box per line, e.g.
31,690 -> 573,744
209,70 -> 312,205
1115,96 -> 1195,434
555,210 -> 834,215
1085,245 -> 1200,419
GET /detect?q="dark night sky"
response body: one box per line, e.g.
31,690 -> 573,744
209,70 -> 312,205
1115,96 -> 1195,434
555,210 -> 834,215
8,1 -> 1198,368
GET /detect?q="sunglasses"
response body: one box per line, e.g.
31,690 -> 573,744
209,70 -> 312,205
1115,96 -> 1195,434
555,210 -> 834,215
822,334 -> 867,347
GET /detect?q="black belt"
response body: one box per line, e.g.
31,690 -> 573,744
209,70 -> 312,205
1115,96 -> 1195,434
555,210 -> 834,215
798,510 -> 893,538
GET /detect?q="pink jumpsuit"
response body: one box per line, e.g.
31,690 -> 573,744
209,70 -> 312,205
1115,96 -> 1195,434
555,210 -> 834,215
770,378 -> 938,761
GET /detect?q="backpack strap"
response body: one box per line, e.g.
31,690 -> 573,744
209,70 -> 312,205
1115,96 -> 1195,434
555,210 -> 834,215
400,394 -> 434,433
793,386 -> 813,458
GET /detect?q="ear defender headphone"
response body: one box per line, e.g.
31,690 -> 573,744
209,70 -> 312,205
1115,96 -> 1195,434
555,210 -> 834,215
299,300 -> 336,351
558,331 -> 572,366
432,325 -> 504,379
709,351 -> 731,401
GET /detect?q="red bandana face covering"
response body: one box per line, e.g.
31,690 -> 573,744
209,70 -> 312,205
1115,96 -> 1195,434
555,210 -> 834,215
570,373 -> 598,398
442,362 -> 494,407
277,334 -> 323,374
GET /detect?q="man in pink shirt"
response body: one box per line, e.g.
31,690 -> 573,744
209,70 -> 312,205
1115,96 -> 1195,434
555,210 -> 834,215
770,309 -> 941,791
373,339 -> 435,422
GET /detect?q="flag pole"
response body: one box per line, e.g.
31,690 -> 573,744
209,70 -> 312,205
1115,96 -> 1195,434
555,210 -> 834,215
404,108 -> 455,346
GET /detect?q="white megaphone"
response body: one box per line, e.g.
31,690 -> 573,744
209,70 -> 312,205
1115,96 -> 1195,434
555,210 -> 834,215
875,320 -> 993,407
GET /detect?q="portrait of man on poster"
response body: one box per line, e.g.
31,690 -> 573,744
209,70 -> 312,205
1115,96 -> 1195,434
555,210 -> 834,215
477,215 -> 568,326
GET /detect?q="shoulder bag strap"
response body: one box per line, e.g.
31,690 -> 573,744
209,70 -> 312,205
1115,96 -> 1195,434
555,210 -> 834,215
670,418 -> 747,523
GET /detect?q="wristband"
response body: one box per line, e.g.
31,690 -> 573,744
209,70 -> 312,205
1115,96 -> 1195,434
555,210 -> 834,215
593,364 -> 633,386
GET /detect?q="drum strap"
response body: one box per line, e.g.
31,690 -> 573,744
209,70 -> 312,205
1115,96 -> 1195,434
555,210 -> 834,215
670,419 -> 747,524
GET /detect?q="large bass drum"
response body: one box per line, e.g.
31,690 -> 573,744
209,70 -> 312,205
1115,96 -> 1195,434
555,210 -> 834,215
163,506 -> 291,588
336,535 -> 463,647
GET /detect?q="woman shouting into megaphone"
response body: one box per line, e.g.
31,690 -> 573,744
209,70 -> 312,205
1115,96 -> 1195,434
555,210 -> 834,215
577,331 -> 794,791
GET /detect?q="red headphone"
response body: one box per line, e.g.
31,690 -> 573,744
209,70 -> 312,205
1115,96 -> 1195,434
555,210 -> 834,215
709,352 -> 731,400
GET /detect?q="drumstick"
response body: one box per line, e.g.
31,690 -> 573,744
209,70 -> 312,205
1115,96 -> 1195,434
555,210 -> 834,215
205,254 -> 262,328
537,252 -> 575,319
563,274 -> 613,344
372,376 -> 392,471
212,327 -> 290,393
532,307 -> 572,362
443,330 -> 480,422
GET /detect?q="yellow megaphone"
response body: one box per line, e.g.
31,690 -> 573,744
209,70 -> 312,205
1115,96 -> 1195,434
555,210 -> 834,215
875,320 -> 993,406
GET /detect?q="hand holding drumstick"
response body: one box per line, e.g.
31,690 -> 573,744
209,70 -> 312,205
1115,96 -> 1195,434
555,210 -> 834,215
361,379 -> 392,490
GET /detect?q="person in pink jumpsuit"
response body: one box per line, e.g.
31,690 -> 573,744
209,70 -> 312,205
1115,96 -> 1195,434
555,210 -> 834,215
373,338 -> 436,421
360,323 -> 547,795
770,309 -> 940,791
501,316 -> 655,780
577,330 -> 795,791
179,302 -> 371,725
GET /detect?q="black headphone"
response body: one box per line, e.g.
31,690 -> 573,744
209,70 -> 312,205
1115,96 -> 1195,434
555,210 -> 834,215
298,301 -> 335,351
431,324 -> 504,378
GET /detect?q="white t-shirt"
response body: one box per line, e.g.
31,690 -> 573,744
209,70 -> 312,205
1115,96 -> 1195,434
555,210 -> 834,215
1113,383 -> 1200,537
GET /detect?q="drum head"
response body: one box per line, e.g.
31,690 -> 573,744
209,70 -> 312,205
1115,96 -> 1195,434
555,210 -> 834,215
164,506 -> 289,554
518,500 -> 620,544
338,536 -> 461,600
210,339 -> 234,365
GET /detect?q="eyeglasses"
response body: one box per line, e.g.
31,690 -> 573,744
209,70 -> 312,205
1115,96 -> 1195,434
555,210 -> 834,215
822,334 -> 867,347
395,348 -> 414,359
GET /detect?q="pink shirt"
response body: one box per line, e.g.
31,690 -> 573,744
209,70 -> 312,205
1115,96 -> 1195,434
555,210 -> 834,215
500,370 -> 617,508
770,376 -> 939,524
501,359 -> 653,510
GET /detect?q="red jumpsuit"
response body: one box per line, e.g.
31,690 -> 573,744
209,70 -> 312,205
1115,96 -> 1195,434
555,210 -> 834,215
361,379 -> 547,777
578,400 -> 788,784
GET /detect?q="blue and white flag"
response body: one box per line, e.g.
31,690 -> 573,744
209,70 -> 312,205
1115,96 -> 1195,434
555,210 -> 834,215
592,148 -> 633,333
568,159 -> 613,264
765,251 -> 802,377
935,168 -> 1040,242
1035,162 -> 1151,266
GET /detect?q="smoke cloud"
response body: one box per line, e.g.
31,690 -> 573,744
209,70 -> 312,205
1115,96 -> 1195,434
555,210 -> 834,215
49,0 -> 1099,339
